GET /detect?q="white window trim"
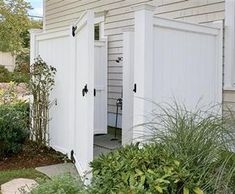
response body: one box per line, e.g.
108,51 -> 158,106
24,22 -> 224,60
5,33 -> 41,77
224,0 -> 235,90
95,11 -> 107,39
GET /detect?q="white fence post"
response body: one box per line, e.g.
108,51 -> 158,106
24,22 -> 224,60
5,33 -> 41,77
29,29 -> 43,141
122,28 -> 134,145
132,5 -> 155,141
29,29 -> 42,65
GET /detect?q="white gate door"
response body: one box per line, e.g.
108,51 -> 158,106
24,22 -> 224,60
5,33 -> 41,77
94,40 -> 108,134
73,11 -> 95,176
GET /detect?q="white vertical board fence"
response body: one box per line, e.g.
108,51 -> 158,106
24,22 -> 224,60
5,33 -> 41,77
30,11 -> 107,178
122,5 -> 223,143
31,27 -> 75,157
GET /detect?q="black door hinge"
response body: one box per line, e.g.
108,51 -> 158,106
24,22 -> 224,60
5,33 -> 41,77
94,89 -> 96,97
82,84 -> 88,96
72,26 -> 77,37
133,83 -> 137,93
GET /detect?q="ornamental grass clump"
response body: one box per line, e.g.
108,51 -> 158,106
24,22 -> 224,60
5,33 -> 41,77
90,103 -> 235,194
142,103 -> 235,193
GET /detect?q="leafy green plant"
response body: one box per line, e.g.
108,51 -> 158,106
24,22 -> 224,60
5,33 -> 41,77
0,65 -> 29,83
89,104 -> 235,194
90,144 -> 191,194
0,65 -> 11,82
141,103 -> 235,193
0,81 -> 18,104
15,48 -> 30,74
0,0 -> 32,53
10,71 -> 30,83
30,174 -> 85,194
0,102 -> 29,156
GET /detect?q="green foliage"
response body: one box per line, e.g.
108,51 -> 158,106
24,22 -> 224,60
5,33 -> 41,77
90,144 -> 192,194
143,104 -> 235,193
89,104 -> 235,194
0,65 -> 11,82
31,174 -> 85,194
0,81 -> 20,104
21,19 -> 42,49
0,102 -> 29,156
10,71 -> 29,83
15,48 -> 30,74
29,57 -> 56,146
0,0 -> 32,53
15,19 -> 42,74
0,65 -> 29,83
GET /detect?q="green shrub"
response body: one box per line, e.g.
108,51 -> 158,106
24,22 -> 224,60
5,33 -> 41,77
90,144 -> 191,194
143,104 -> 235,193
10,71 -> 30,83
90,104 -> 235,194
31,174 -> 85,194
0,65 -> 11,82
15,48 -> 30,74
0,65 -> 29,83
0,102 -> 29,156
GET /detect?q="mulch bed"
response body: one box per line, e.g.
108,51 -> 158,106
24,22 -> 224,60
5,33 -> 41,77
0,141 -> 69,171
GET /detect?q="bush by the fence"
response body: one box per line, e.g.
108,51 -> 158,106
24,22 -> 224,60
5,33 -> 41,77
90,105 -> 235,194
10,71 -> 30,83
0,65 -> 29,83
0,102 -> 29,156
90,144 -> 192,194
0,65 -> 11,82
30,174 -> 85,194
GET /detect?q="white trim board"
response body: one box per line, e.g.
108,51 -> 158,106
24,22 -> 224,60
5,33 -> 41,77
225,0 -> 235,88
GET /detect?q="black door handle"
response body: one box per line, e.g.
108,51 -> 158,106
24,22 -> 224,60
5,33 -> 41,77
133,83 -> 137,93
82,84 -> 88,96
94,89 -> 96,97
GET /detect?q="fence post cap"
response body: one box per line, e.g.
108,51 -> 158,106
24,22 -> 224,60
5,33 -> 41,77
132,4 -> 156,12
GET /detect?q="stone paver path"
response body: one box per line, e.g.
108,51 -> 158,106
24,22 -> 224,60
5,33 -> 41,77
35,163 -> 78,178
1,178 -> 38,194
1,163 -> 79,194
